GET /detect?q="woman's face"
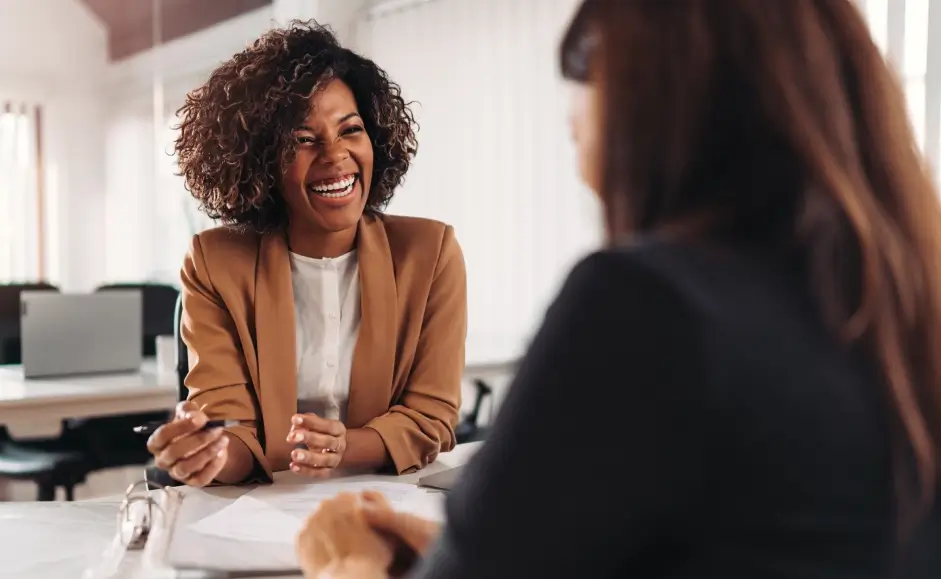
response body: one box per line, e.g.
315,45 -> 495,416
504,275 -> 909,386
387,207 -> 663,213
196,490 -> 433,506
282,78 -> 374,234
568,82 -> 601,193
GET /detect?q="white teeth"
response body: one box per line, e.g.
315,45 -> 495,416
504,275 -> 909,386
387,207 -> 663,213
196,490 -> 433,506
310,176 -> 356,199
310,176 -> 355,192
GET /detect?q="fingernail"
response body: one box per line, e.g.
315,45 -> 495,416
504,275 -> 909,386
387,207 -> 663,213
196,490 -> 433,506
292,464 -> 300,472
184,412 -> 193,420
216,437 -> 229,448
292,416 -> 302,425
217,449 -> 226,458
292,432 -> 303,443
296,451 -> 307,461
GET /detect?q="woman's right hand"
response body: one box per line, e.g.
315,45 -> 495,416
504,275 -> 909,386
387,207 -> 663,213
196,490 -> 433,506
146,401 -> 229,487
361,490 -> 441,557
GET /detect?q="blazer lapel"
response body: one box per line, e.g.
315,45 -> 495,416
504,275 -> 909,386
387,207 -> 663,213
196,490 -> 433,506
347,215 -> 398,428
254,231 -> 297,471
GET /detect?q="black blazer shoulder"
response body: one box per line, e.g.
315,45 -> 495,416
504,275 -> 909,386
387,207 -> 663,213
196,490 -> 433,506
414,238 -> 941,579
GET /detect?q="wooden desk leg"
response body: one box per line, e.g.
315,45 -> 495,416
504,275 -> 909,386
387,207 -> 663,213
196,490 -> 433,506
0,478 -> 9,501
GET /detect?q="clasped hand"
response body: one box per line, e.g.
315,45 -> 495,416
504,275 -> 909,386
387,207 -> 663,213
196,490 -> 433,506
288,413 -> 347,477
296,490 -> 441,579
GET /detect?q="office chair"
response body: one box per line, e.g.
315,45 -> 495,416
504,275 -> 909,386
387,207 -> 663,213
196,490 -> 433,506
455,379 -> 494,444
0,282 -> 59,364
0,283 -> 91,501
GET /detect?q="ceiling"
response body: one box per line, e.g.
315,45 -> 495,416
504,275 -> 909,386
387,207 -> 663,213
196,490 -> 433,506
80,0 -> 272,61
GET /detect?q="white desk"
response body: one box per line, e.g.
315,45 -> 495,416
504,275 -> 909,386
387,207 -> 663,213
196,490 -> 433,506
0,332 -> 522,440
0,442 -> 481,579
0,361 -> 177,438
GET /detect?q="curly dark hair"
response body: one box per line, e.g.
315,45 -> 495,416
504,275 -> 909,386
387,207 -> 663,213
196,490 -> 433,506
174,20 -> 418,232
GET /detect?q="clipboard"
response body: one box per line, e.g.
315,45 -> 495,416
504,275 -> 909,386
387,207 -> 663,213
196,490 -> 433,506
82,478 -> 303,578
82,480 -> 184,579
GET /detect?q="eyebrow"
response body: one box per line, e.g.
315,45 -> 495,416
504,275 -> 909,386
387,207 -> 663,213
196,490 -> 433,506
294,113 -> 362,132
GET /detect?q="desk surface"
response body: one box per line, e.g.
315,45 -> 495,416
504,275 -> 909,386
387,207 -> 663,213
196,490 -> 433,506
0,360 -> 177,437
0,442 -> 481,579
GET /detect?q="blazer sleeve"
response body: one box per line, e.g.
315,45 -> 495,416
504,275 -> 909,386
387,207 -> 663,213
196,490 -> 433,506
181,235 -> 270,481
364,226 -> 467,474
412,251 -> 715,578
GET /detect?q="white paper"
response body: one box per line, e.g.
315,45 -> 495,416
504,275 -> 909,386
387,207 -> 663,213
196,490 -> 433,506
187,495 -> 306,544
188,481 -> 440,545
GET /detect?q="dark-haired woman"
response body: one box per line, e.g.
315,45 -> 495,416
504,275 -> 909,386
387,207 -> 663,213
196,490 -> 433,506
145,21 -> 466,486
296,0 -> 941,578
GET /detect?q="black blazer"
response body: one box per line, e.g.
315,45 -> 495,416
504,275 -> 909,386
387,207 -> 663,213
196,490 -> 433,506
415,239 -> 941,579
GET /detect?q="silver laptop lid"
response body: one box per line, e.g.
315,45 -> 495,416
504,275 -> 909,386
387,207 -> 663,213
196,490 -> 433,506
20,291 -> 143,378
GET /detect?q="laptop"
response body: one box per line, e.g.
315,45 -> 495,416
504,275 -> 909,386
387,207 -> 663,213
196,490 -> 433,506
417,465 -> 464,491
20,290 -> 143,378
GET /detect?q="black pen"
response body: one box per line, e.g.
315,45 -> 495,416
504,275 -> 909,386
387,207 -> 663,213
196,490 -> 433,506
132,419 -> 239,436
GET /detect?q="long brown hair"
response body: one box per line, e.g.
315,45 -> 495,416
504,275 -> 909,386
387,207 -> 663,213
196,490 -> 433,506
562,0 -> 941,525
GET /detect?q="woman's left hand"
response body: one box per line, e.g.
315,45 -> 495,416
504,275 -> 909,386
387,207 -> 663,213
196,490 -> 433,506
296,492 -> 393,579
288,414 -> 347,477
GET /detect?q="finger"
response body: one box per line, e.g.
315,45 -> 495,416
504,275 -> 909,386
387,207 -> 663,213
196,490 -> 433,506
291,414 -> 345,437
147,411 -> 208,454
154,427 -> 225,470
170,436 -> 229,481
363,507 -> 439,554
183,446 -> 228,488
362,502 -> 402,530
176,400 -> 200,418
288,429 -> 341,452
361,490 -> 392,509
292,448 -> 341,469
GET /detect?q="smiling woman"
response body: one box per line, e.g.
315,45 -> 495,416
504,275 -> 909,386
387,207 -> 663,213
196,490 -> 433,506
147,20 -> 467,488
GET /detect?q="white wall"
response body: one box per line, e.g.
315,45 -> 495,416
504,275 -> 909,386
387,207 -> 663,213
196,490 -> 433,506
354,0 -> 602,362
0,0 -> 109,290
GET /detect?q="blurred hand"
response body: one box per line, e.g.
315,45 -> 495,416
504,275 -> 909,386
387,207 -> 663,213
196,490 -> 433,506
288,413 -> 347,478
296,492 -> 393,579
147,401 -> 228,487
362,490 -> 441,557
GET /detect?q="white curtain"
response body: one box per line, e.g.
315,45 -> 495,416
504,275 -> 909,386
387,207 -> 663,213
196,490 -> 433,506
355,0 -> 601,363
0,102 -> 40,282
861,0 -> 941,178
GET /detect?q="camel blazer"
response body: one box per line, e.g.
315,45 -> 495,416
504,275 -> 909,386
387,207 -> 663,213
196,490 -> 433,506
179,213 -> 466,480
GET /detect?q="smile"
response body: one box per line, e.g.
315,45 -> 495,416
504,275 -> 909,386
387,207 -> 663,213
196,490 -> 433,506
308,174 -> 357,199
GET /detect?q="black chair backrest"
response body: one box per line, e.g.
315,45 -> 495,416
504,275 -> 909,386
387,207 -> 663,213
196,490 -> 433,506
0,283 -> 59,364
174,292 -> 189,403
96,283 -> 180,356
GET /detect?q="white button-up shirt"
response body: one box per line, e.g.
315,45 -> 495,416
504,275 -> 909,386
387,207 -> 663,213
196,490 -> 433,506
290,250 -> 362,423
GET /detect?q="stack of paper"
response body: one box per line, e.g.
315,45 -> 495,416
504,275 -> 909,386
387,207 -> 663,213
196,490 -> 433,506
188,481 -> 442,545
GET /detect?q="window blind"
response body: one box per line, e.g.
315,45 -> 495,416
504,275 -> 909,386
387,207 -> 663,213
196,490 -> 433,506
0,102 -> 42,281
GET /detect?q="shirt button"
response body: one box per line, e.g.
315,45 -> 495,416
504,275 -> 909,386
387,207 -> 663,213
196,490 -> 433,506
326,359 -> 336,368
329,312 -> 338,320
